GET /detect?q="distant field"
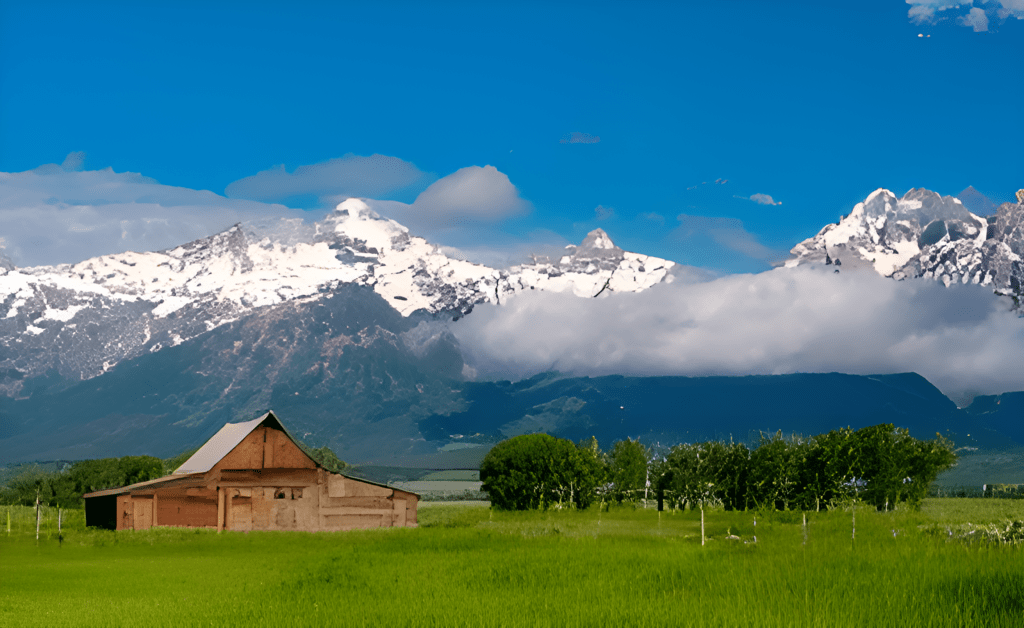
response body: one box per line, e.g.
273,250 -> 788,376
419,469 -> 479,481
392,480 -> 483,494
2,500 -> 1022,627
934,448 -> 1024,486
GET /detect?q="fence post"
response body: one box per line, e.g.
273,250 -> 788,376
58,507 -> 63,547
701,506 -> 705,546
35,491 -> 41,543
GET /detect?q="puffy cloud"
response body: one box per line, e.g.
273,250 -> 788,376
366,165 -> 531,231
411,165 -> 530,223
959,6 -> 990,30
674,214 -> 779,262
906,1 -> 963,24
451,266 -> 1024,401
0,156 -> 304,266
225,153 -> 432,205
749,193 -> 782,206
993,0 -> 1024,19
559,132 -> 601,144
907,1 -> 1021,28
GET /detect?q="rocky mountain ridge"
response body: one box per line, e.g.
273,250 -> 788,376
786,188 -> 1024,306
0,199 -> 675,397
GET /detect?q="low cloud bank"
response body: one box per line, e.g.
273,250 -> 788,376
452,266 -> 1024,402
0,160 -> 303,267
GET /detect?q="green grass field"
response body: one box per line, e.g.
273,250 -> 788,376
2,500 -> 1022,627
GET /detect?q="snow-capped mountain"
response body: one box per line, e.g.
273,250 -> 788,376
786,188 -> 1024,305
0,199 -> 675,396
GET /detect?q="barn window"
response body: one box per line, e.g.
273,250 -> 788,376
291,488 -> 302,500
274,489 -> 287,500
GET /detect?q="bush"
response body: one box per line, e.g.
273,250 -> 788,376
480,434 -> 605,510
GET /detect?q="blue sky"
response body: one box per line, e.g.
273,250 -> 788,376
1,0 -> 1022,272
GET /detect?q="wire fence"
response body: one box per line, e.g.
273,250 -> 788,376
2,504 -> 87,538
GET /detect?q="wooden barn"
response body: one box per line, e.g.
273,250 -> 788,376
83,411 -> 418,532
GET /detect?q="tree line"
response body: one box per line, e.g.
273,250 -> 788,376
0,456 -> 166,508
1,441 -> 347,509
480,424 -> 957,512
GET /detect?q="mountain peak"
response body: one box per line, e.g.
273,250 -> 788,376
786,186 -> 1023,306
579,228 -> 619,252
957,186 -> 999,217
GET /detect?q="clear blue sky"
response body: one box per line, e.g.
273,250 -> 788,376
1,0 -> 1022,272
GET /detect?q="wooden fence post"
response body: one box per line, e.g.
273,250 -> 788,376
35,491 -> 41,543
700,506 -> 705,547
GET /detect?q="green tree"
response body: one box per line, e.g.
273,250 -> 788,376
0,456 -> 164,508
797,427 -> 859,511
851,424 -> 956,510
607,439 -> 650,504
306,445 -> 348,474
747,432 -> 807,511
481,433 -> 605,510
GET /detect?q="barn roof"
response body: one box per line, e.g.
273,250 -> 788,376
82,472 -> 206,498
173,410 -> 306,474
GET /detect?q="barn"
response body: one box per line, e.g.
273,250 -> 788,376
83,411 -> 418,532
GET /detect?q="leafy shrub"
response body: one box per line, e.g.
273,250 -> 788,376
480,433 -> 605,510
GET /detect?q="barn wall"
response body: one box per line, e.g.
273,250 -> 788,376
155,489 -> 218,528
219,468 -> 320,531
318,470 -> 416,531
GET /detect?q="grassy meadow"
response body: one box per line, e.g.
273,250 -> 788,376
2,500 -> 1023,627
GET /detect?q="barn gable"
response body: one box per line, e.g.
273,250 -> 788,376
175,411 -> 314,474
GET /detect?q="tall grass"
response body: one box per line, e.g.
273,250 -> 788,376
2,502 -> 1022,627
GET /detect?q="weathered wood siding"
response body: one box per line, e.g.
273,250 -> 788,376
214,426 -> 316,472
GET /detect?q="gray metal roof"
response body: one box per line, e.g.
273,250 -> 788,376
173,411 -> 297,474
83,473 -> 205,498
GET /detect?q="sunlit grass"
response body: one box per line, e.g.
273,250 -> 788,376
2,501 -> 1022,627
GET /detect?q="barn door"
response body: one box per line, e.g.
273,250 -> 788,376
133,499 -> 153,530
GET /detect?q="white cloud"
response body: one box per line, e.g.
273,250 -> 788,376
559,132 -> 601,144
908,1 -> 1021,27
959,6 -> 990,30
0,156 -> 304,266
364,164 -> 531,233
990,0 -> 1024,18
749,193 -> 781,206
225,153 -> 433,205
412,165 -> 530,223
906,1 -> 964,23
452,266 -> 1024,401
